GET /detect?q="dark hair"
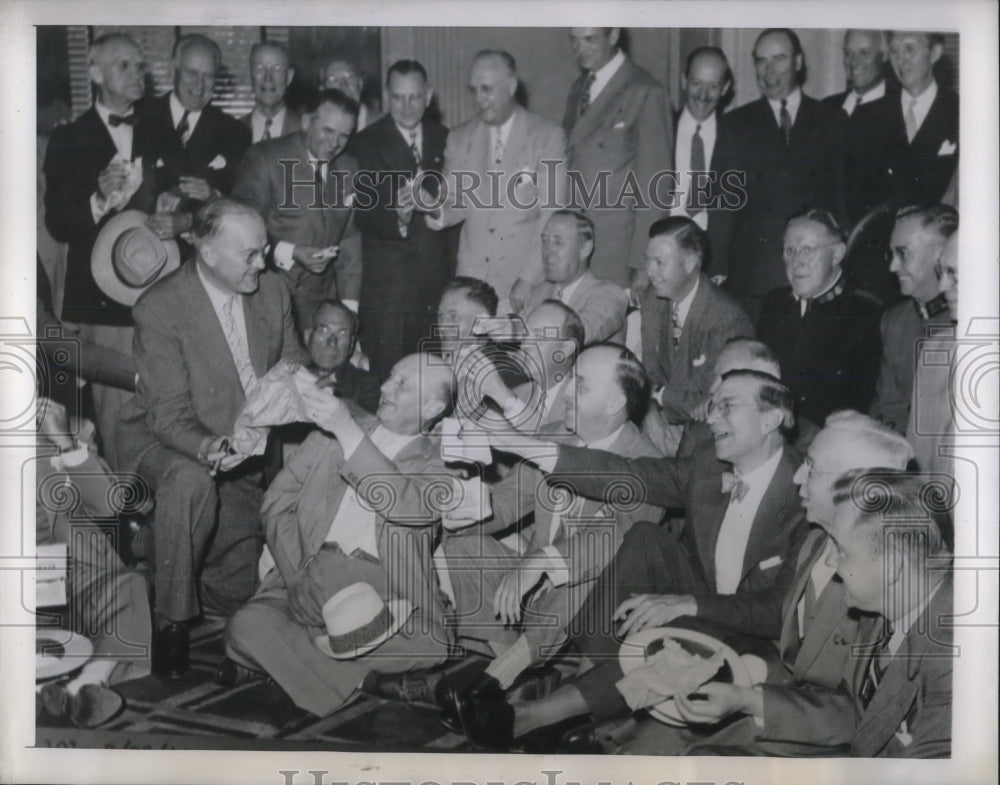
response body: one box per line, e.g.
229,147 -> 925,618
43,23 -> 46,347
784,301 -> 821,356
172,33 -> 222,70
721,337 -> 782,378
684,46 -> 735,107
648,216 -> 710,267
887,31 -> 946,49
301,87 -> 360,118
755,28 -> 806,83
894,204 -> 959,241
310,298 -> 358,335
786,208 -> 847,243
473,49 -> 517,75
719,368 -> 795,435
537,299 -> 585,358
611,344 -> 651,423
249,40 -> 291,65
441,276 -> 499,317
386,59 -> 428,86
191,197 -> 261,242
832,468 -> 954,556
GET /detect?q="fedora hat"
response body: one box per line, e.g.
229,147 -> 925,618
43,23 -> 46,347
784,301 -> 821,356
313,582 -> 413,660
91,210 -> 181,306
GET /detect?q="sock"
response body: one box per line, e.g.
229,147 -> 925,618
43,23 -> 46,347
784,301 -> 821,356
512,684 -> 590,737
67,660 -> 116,695
485,636 -> 532,689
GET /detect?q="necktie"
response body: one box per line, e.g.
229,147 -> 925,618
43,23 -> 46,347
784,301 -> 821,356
688,123 -> 706,211
491,128 -> 504,166
220,296 -> 257,395
578,71 -> 597,117
844,92 -> 859,117
859,620 -> 894,709
670,304 -> 682,350
107,113 -> 136,127
800,297 -> 810,317
555,286 -> 566,304
721,471 -> 749,502
779,99 -> 792,146
176,110 -> 191,145
262,116 -> 272,141
409,130 -> 421,167
904,97 -> 918,142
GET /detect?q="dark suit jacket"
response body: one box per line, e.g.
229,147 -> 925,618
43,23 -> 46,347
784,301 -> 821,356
757,281 -> 883,425
640,274 -> 755,422
240,106 -> 302,143
43,107 -> 170,325
883,86 -> 959,209
551,441 -> 808,638
117,262 -> 308,472
140,93 -> 251,196
761,572 -> 954,758
563,57 -> 674,286
710,95 -> 848,296
351,114 -> 458,377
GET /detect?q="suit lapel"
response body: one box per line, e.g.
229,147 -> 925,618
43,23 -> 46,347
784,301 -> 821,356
568,58 -> 636,146
675,275 -> 710,370
779,530 -> 827,662
693,465 -> 730,586
793,575 -> 849,679
80,108 -> 121,163
738,448 -> 793,583
181,263 -> 245,394
567,271 -> 597,311
501,107 -> 528,174
241,284 -> 270,376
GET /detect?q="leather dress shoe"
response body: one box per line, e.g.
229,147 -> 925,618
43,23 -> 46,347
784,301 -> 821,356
153,623 -> 190,678
362,670 -> 442,706
39,683 -> 125,728
215,658 -> 272,688
559,721 -> 609,754
510,715 -> 591,754
453,685 -> 514,751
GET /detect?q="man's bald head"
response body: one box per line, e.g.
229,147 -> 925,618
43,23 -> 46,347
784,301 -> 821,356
377,353 -> 454,435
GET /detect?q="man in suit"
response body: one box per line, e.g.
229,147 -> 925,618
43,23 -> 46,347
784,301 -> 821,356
302,299 -> 381,413
43,32 -> 171,472
224,353 -> 454,717
871,205 -> 956,434
426,50 -> 567,313
563,28 -> 674,289
142,33 -> 251,242
640,217 -> 755,455
884,31 -> 959,208
353,59 -> 458,379
522,210 -> 628,344
434,276 -> 499,360
680,470 -> 954,758
116,198 -> 308,675
710,28 -> 848,318
232,87 -> 363,326
241,41 -> 301,144
758,209 -> 883,426
672,46 -> 734,252
455,370 -> 807,749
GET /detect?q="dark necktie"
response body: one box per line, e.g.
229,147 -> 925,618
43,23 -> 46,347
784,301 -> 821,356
858,620 -> 893,709
578,71 -> 597,117
779,99 -> 792,146
409,130 -> 421,167
107,113 -> 136,127
262,117 -> 272,141
176,110 -> 191,145
688,123 -> 706,210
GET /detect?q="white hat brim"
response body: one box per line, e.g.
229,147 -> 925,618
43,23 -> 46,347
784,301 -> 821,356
91,209 -> 181,306
313,599 -> 414,660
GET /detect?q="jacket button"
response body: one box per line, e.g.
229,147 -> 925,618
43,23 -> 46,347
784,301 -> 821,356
833,634 -> 843,644
489,228 -> 495,234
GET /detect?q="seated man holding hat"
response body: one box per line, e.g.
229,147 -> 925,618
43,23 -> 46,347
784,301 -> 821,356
224,352 -> 456,717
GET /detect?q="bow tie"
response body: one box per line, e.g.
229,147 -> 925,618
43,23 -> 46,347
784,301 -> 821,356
721,471 -> 749,502
107,113 -> 136,127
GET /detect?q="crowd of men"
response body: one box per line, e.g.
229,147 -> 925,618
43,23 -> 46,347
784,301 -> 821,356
36,26 -> 961,757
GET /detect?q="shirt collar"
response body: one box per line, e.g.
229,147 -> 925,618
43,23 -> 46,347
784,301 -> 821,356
915,292 -> 950,320
768,86 -> 802,118
678,106 -> 717,133
887,577 -> 944,656
734,444 -> 783,490
254,104 -> 285,125
795,273 -> 845,307
903,78 -> 937,109
672,275 -> 700,326
94,100 -> 134,127
491,108 -> 517,146
170,91 -> 202,128
587,422 -> 626,451
855,80 -> 886,104
370,424 -> 419,460
591,49 -> 625,85
195,261 -> 238,312
556,271 -> 587,302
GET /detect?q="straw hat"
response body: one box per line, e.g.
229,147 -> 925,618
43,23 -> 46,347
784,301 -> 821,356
91,210 -> 180,306
313,582 -> 413,660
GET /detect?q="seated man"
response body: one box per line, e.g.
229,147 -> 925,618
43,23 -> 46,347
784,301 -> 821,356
522,210 -> 628,344
639,216 -> 754,455
365,344 -> 663,709
434,275 -> 499,361
758,209 -> 883,426
454,369 -> 807,749
301,299 -> 381,413
224,353 -> 455,717
678,469 -> 954,758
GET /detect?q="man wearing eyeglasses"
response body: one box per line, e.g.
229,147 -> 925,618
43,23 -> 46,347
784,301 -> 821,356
757,208 -> 883,426
242,41 -> 301,144
319,58 -> 380,132
118,197 -> 308,678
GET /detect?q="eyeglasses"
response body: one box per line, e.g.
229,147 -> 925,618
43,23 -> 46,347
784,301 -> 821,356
783,241 -> 840,263
253,64 -> 288,79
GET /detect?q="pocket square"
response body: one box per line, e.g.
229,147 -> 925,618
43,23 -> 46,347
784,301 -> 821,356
207,154 -> 227,170
155,158 -> 165,168
612,121 -> 627,129
759,555 -> 783,570
692,353 -> 707,367
937,140 -> 956,156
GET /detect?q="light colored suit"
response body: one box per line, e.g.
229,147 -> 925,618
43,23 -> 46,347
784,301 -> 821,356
523,270 -> 628,344
564,57 -> 675,287
436,106 -> 566,303
240,106 -> 303,143
225,421 -> 451,717
444,421 -> 662,662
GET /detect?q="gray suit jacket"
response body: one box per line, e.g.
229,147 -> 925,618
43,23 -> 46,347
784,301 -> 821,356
240,106 -> 303,143
437,106 -> 567,301
523,270 -> 628,344
564,57 -> 675,286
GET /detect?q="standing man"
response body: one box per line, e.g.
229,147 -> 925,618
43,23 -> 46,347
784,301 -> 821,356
353,59 -> 458,379
242,41 -> 301,144
233,88 -> 362,327
564,28 -> 674,289
711,28 -> 848,318
44,33 -> 170,471
871,205 -> 956,434
522,210 -> 628,344
426,50 -> 567,313
758,209 -> 883,426
884,31 -> 959,208
320,58 -> 379,132
117,198 -> 308,676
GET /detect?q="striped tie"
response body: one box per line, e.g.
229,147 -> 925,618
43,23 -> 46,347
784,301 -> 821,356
220,296 -> 258,395
578,71 -> 597,117
263,116 -> 273,141
177,110 -> 192,146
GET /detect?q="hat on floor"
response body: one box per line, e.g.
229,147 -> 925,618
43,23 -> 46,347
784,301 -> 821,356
313,582 -> 413,660
91,210 -> 180,306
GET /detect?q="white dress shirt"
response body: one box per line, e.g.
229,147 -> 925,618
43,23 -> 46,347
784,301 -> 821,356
169,91 -> 202,139
842,80 -> 886,116
587,49 -> 626,103
90,101 -> 137,223
714,446 -> 783,594
671,275 -> 700,332
251,105 -> 288,143
555,272 -> 586,305
767,87 -> 802,128
672,107 -> 718,228
901,79 -> 938,139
